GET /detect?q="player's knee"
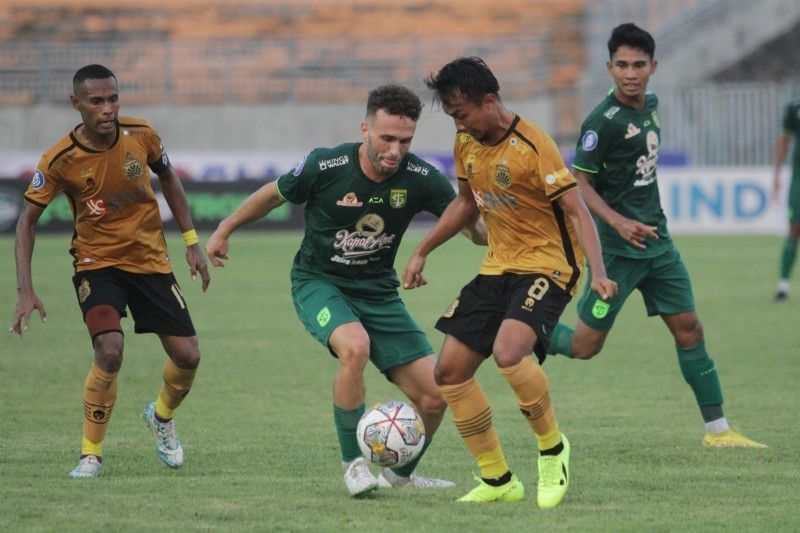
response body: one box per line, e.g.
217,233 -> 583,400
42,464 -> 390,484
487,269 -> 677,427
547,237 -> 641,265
170,336 -> 201,369
675,319 -> 704,348
335,339 -> 370,369
571,338 -> 604,359
93,333 -> 124,372
433,360 -> 468,386
414,392 -> 448,418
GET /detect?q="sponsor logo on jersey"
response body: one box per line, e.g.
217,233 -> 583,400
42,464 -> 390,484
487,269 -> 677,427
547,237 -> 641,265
465,153 -> 477,177
458,133 -> 473,144
634,130 -> 660,187
77,278 -> 91,303
123,152 -> 145,180
624,123 -> 642,139
86,199 -> 106,216
330,213 -> 397,264
32,170 -> 45,190
545,167 -> 570,186
406,161 -> 429,175
472,187 -> 520,212
494,162 -> 512,188
651,111 -> 660,128
318,155 -> 349,170
509,137 -> 529,155
442,298 -> 459,318
581,130 -> 599,151
603,106 -> 621,119
336,192 -> 363,207
292,155 -> 307,176
368,196 -> 384,204
355,213 -> 385,236
390,189 -> 407,208
316,306 -> 331,327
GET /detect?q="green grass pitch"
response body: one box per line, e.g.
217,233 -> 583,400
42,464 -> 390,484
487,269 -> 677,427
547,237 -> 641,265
1,232 -> 798,531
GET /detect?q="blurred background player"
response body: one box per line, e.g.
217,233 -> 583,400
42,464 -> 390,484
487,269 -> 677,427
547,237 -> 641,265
772,96 -> 800,300
9,64 -> 210,477
205,84 -> 486,497
547,24 -> 766,449
404,57 -> 616,508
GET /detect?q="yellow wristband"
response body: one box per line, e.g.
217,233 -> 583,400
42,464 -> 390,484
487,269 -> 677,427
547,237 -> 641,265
182,229 -> 199,246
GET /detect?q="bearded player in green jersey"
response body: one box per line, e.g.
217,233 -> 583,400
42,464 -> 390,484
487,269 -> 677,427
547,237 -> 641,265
548,23 -> 765,449
205,84 -> 486,496
772,97 -> 800,300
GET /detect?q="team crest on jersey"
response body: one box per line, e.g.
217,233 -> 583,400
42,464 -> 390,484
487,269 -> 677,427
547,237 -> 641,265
624,123 -> 642,139
494,163 -> 512,188
77,279 -> 91,303
31,170 -> 45,190
442,298 -> 459,318
123,153 -> 145,181
389,189 -> 407,208
355,213 -> 385,236
336,192 -> 363,207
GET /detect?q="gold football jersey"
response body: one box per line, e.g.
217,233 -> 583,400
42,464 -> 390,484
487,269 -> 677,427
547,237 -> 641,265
25,116 -> 172,274
454,115 -> 583,293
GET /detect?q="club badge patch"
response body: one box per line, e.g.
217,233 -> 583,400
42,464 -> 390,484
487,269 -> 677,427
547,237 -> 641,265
442,298 -> 459,318
32,170 -> 45,190
494,163 -> 511,188
123,152 -> 145,180
389,189 -> 407,209
591,299 -> 610,319
581,130 -> 599,152
78,279 -> 91,303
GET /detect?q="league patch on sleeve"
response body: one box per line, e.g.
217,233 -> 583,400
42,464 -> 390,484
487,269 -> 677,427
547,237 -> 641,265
292,155 -> 307,176
581,130 -> 598,152
32,170 -> 45,190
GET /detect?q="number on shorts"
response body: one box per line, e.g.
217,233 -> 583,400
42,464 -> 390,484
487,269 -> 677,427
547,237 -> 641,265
171,283 -> 186,310
527,277 -> 550,302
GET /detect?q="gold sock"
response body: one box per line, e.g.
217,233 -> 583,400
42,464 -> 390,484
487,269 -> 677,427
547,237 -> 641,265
81,363 -> 118,456
498,358 -> 561,451
155,359 -> 197,420
439,378 -> 509,479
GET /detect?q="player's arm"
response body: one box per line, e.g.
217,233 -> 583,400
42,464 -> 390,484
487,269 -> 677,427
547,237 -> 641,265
403,178 -> 479,289
773,132 -> 790,200
459,214 -> 488,245
10,202 -> 47,337
157,166 -> 210,291
205,181 -> 286,267
556,189 -> 617,300
574,168 -> 658,250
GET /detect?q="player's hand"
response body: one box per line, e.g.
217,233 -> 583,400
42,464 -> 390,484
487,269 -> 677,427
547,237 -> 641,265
402,253 -> 428,290
9,290 -> 47,337
613,217 -> 659,250
205,230 -> 230,268
186,244 -> 211,292
591,276 -> 618,301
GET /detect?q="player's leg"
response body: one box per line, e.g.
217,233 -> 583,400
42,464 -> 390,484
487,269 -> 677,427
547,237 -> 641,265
435,275 -> 523,503
647,248 -> 765,448
290,277 -> 376,496
548,254 -> 636,359
497,274 -> 571,508
381,355 -> 453,488
69,269 -> 128,478
126,271 -> 198,468
775,220 -> 800,301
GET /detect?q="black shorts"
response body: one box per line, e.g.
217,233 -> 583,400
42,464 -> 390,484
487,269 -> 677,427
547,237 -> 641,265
72,267 -> 196,338
435,273 -> 571,363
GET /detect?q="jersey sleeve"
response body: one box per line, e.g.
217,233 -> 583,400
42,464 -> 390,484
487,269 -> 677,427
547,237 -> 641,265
23,154 -> 64,208
536,134 -> 577,201
453,133 -> 472,180
275,150 -> 318,204
572,113 -> 612,174
421,169 -> 456,217
144,124 -> 170,174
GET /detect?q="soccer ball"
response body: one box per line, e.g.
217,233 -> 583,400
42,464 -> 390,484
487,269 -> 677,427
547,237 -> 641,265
357,400 -> 425,468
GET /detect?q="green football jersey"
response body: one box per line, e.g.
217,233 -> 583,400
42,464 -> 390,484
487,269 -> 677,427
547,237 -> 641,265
573,92 -> 672,259
276,142 -> 456,293
782,98 -> 800,176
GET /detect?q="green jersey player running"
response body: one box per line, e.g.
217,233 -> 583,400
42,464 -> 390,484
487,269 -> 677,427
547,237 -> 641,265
205,84 -> 486,496
772,97 -> 800,300
548,23 -> 766,449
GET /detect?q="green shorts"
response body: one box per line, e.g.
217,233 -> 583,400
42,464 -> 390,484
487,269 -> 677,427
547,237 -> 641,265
577,246 -> 695,331
788,176 -> 800,223
290,277 -> 433,374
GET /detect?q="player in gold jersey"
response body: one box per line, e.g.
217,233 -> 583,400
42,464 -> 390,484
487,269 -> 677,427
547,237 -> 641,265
9,64 -> 210,478
403,57 -> 617,508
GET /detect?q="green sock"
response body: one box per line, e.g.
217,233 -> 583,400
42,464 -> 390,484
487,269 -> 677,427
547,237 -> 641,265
390,436 -> 432,478
548,323 -> 575,357
780,238 -> 798,279
676,341 -> 724,418
333,404 -> 365,462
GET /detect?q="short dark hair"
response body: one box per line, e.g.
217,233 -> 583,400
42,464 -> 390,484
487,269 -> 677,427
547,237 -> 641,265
73,64 -> 116,92
366,84 -> 423,121
424,56 -> 500,107
608,23 -> 655,59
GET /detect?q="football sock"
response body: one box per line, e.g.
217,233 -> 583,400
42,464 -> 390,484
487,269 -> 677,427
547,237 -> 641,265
780,238 -> 798,279
81,363 -> 118,456
548,323 -> 574,357
155,359 -> 197,420
498,357 -> 561,451
439,378 -> 509,480
676,341 -> 724,422
334,404 -> 365,462
391,437 -> 431,478
705,417 -> 730,435
483,471 -> 512,486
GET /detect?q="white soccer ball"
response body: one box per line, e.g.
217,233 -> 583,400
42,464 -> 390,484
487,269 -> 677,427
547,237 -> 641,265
357,400 -> 426,468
